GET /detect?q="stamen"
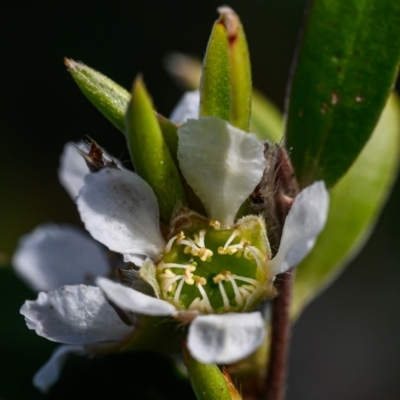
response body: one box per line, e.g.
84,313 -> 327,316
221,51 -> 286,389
164,232 -> 184,254
159,262 -> 193,270
159,269 -> 175,278
184,267 -> 195,285
223,230 -> 239,250
198,299 -> 211,314
179,239 -> 200,252
193,233 -> 200,246
197,247 -> 213,262
188,297 -> 201,310
173,278 -> 185,306
209,220 -> 221,229
162,275 -> 183,293
218,282 -> 230,310
240,283 -> 258,293
213,272 -> 226,284
196,278 -> 213,313
227,274 -> 244,306
238,286 -> 251,298
198,229 -> 206,248
231,275 -> 260,287
245,246 -> 265,270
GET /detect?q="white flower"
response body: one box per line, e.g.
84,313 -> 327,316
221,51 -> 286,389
14,224 -> 135,392
13,224 -> 110,292
15,142 -> 134,392
19,93 -> 329,389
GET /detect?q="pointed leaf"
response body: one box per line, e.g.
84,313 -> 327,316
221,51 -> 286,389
126,77 -> 186,222
200,20 -> 230,122
156,113 -> 179,164
218,7 -> 252,131
200,8 -> 252,131
291,93 -> 400,320
66,59 -> 179,163
164,53 -> 282,142
285,0 -> 400,188
65,58 -> 130,132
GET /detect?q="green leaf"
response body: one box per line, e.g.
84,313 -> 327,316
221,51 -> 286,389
200,7 -> 252,130
219,7 -> 252,131
65,58 -> 130,132
291,93 -> 400,320
164,53 -> 283,140
285,0 -> 400,188
183,346 -> 234,400
200,21 -> 230,122
156,113 -> 179,165
126,76 -> 186,222
250,90 -> 283,142
66,59 -> 180,162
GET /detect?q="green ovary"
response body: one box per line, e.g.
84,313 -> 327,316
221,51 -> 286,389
156,218 -> 271,314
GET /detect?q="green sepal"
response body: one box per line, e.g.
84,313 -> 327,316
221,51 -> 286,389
183,345 -> 235,400
285,0 -> 400,188
291,93 -> 400,320
156,113 -> 179,164
219,7 -> 252,131
200,21 -> 230,122
126,76 -> 186,223
66,59 -> 180,164
164,52 -> 283,141
200,7 -> 252,131
65,58 -> 130,132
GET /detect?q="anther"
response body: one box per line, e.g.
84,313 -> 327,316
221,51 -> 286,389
209,220 -> 221,229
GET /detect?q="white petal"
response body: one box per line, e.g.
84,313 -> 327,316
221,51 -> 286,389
187,312 -> 265,364
97,277 -> 176,316
270,181 -> 329,275
123,253 -> 146,267
58,141 -> 125,200
20,285 -> 133,344
58,142 -> 89,199
12,224 -> 109,292
169,90 -> 200,124
178,117 -> 266,226
33,345 -> 85,393
77,168 -> 165,261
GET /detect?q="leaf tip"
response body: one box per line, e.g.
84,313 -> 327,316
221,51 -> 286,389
131,73 -> 146,94
64,57 -> 81,71
217,6 -> 239,44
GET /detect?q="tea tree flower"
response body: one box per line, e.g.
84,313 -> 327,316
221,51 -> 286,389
17,87 -> 328,392
12,141 -> 134,391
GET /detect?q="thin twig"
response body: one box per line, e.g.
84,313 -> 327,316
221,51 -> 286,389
261,269 -> 293,400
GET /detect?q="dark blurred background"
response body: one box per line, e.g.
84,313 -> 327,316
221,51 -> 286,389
0,1 -> 399,399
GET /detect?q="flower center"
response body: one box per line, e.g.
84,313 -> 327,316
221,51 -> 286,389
156,218 -> 270,313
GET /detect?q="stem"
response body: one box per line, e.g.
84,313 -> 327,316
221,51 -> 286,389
182,343 -> 236,400
262,269 -> 294,400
